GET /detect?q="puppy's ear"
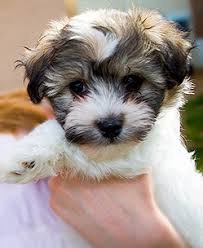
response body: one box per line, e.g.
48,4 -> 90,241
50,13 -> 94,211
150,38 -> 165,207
130,9 -> 193,89
22,46 -> 55,103
17,17 -> 69,103
158,37 -> 192,89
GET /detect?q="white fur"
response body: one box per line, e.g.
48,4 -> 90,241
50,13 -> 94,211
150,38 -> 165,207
0,100 -> 203,247
64,82 -> 153,142
69,13 -> 119,62
5,7 -> 199,247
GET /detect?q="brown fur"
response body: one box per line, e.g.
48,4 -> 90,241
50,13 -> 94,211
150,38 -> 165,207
0,89 -> 48,134
18,8 -> 192,105
14,8 -> 193,144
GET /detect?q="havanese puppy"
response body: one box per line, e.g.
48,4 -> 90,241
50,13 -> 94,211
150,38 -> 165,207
0,8 -> 202,248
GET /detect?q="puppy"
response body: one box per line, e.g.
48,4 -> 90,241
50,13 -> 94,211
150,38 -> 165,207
0,8 -> 202,248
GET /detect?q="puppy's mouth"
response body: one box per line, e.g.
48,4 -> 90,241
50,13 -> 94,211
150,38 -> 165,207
65,130 -> 138,161
64,115 -> 153,146
64,128 -> 148,147
65,116 -> 125,146
65,131 -> 122,146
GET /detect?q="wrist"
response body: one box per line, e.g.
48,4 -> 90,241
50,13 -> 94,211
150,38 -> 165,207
150,205 -> 188,248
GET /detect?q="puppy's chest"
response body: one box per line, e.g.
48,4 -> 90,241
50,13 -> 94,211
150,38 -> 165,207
67,144 -> 158,179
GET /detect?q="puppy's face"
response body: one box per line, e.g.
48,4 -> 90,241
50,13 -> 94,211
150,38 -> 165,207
20,9 -> 192,148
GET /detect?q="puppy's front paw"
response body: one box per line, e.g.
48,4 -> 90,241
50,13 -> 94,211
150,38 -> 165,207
10,160 -> 36,176
0,150 -> 54,184
21,161 -> 36,169
0,158 -> 40,183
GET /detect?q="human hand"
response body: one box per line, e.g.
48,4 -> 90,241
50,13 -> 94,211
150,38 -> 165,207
49,174 -> 188,248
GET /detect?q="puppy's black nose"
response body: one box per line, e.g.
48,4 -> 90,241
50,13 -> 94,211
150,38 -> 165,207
97,117 -> 123,138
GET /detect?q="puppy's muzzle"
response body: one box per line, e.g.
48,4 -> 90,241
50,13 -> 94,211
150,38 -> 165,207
96,116 -> 124,139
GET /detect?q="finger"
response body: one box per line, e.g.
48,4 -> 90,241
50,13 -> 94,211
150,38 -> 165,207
48,176 -> 81,201
49,196 -> 69,222
49,183 -> 86,224
48,176 -> 62,192
48,176 -> 82,210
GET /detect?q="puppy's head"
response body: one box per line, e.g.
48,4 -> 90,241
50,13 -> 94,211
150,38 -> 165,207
20,8 -> 192,149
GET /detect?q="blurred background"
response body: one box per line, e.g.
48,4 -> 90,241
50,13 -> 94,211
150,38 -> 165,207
0,0 -> 202,169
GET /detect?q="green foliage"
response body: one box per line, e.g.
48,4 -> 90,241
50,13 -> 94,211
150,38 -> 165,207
184,94 -> 203,171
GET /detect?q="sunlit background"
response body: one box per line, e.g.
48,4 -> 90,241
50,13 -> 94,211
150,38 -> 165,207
0,0 -> 202,169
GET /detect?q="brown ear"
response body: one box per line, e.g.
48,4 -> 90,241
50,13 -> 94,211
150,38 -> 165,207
25,47 -> 55,103
143,11 -> 192,88
130,9 -> 193,88
158,38 -> 192,89
16,42 -> 56,104
17,17 -> 69,103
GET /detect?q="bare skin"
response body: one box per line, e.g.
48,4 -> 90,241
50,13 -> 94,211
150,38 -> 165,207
49,174 -> 188,248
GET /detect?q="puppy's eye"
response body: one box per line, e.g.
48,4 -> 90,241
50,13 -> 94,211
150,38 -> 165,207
123,75 -> 144,92
69,80 -> 88,95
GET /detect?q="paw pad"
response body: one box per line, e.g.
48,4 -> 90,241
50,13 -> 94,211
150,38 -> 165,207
22,161 -> 35,169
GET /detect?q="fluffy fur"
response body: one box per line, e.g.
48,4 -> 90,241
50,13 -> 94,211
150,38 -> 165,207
0,8 -> 202,248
